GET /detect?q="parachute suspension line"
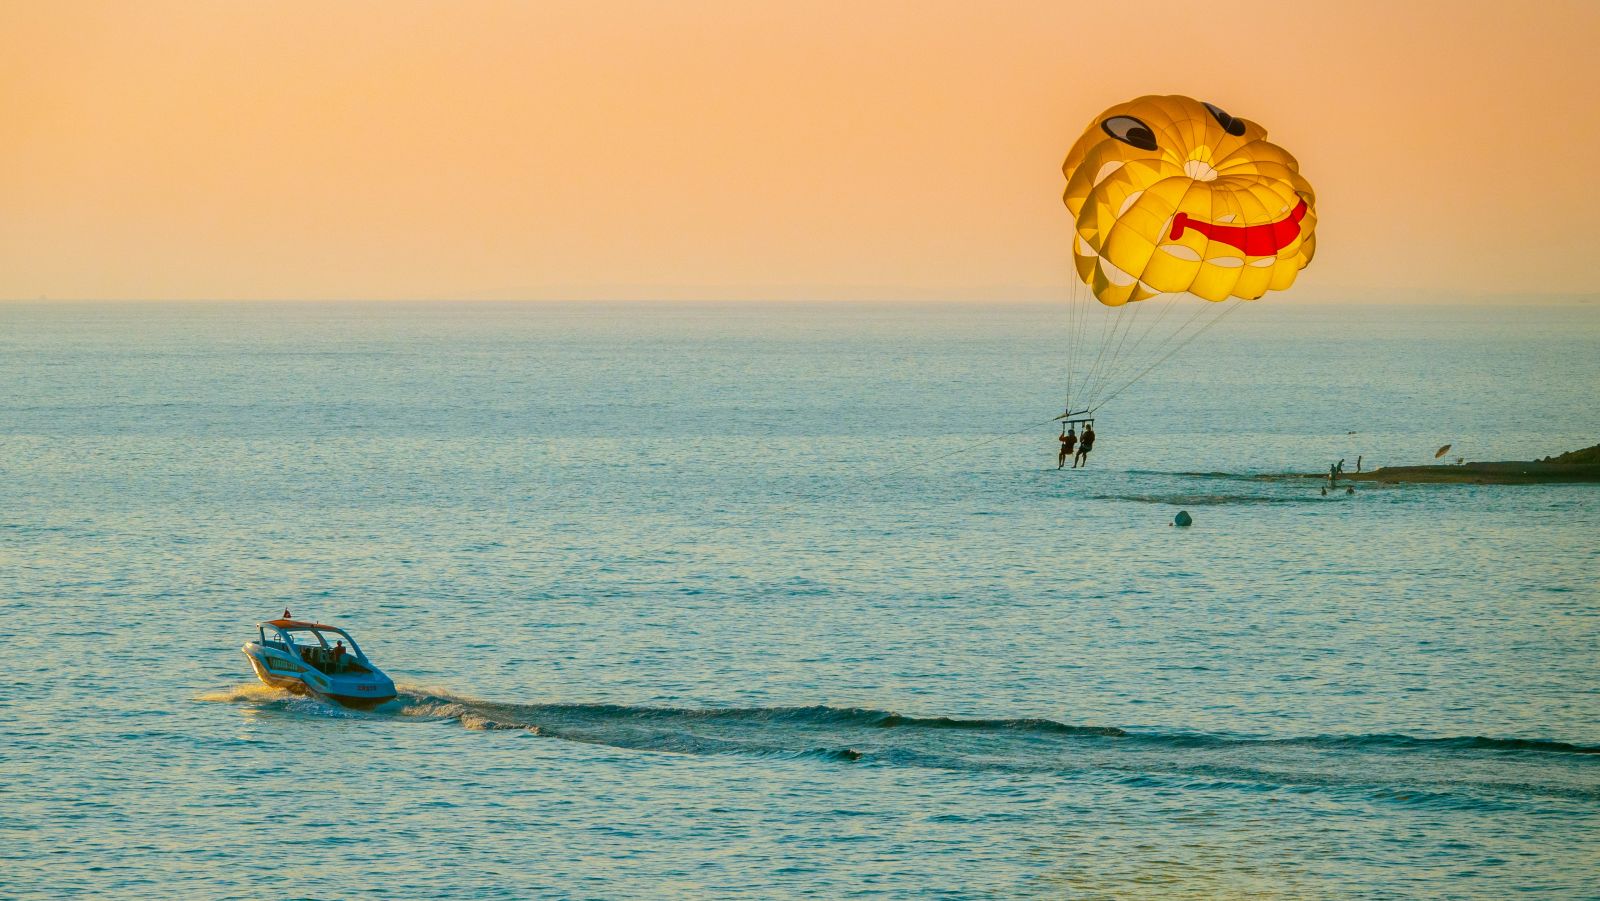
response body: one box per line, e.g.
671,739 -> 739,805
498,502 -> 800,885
1073,288 -> 1124,415
1072,276 -> 1097,409
1096,296 -> 1218,401
1139,296 -> 1222,374
1064,271 -> 1094,415
1072,276 -> 1088,411
1060,284 -> 1242,418
1078,291 -> 1154,412
1085,291 -> 1185,409
1062,274 -> 1084,414
1071,303 -> 1118,413
1080,295 -> 1150,409
1094,299 -> 1228,412
1068,276 -> 1081,412
1092,299 -> 1244,412
1094,294 -> 1184,396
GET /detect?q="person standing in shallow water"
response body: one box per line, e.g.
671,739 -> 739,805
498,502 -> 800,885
1057,426 -> 1076,469
1075,424 -> 1095,468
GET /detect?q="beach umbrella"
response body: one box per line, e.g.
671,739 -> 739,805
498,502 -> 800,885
1435,444 -> 1452,458
1055,95 -> 1317,417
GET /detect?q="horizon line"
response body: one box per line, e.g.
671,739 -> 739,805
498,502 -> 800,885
3,293 -> 1597,306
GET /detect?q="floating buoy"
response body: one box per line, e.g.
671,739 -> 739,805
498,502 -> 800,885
1173,510 -> 1193,527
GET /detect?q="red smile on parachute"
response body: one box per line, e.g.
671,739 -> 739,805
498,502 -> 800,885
1169,198 -> 1308,257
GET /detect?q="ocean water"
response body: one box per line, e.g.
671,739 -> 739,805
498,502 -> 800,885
1,300 -> 1597,899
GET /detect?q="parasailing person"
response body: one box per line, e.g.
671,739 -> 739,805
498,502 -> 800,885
1058,426 -> 1077,469
1074,423 -> 1096,468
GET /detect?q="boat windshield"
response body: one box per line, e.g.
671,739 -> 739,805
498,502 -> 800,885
287,628 -> 332,648
276,626 -> 356,653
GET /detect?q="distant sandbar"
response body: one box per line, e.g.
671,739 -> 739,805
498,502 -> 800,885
1331,443 -> 1600,485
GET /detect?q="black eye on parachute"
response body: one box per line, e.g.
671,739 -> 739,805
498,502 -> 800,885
1204,101 -> 1247,137
1101,116 -> 1158,151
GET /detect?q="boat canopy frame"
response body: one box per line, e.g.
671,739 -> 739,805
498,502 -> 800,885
257,621 -> 372,664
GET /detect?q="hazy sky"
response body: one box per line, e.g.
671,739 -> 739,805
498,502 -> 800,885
5,1 -> 1598,301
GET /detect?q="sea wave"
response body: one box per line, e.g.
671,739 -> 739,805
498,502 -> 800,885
1271,732 -> 1600,756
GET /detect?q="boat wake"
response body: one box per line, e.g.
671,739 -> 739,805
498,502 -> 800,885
196,684 -> 291,704
199,684 -> 1600,807
195,682 -> 380,718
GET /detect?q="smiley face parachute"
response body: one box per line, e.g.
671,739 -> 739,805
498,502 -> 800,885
1055,94 -> 1316,419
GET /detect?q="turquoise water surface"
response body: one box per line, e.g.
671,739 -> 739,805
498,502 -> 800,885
2,301 -> 1597,898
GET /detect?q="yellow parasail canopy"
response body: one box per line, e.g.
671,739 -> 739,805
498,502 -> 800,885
1062,94 -> 1317,306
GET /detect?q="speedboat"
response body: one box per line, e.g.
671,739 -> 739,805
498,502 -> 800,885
243,615 -> 397,708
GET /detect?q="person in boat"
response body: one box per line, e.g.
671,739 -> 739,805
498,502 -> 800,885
330,640 -> 347,673
1058,426 -> 1076,469
1074,424 -> 1095,468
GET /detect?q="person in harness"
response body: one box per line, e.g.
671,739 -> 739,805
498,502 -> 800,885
1074,423 -> 1096,468
1057,426 -> 1077,469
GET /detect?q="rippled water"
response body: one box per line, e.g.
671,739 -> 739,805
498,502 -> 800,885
2,301 -> 1597,898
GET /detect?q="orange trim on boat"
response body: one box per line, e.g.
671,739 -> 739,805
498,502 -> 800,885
266,619 -> 343,631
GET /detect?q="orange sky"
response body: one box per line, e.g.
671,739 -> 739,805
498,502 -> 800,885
4,0 -> 1598,302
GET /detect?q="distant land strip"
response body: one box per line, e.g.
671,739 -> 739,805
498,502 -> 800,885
1331,444 -> 1600,484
